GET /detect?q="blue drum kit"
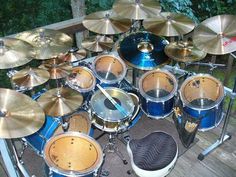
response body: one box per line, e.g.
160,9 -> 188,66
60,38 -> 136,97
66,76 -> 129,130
0,1 -> 236,177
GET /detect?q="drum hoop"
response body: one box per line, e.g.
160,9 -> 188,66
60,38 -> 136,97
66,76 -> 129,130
92,54 -> 127,84
138,69 -> 178,102
179,74 -> 225,110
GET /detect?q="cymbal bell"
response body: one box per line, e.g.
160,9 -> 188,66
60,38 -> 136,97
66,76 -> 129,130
82,35 -> 114,52
193,15 -> 236,55
0,88 -> 45,139
61,49 -> 87,62
164,41 -> 207,62
143,12 -> 196,37
16,28 -> 73,60
82,10 -> 132,35
0,37 -> 34,69
37,87 -> 83,117
113,0 -> 161,20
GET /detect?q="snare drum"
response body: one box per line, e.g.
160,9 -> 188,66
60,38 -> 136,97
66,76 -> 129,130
44,132 -> 103,177
92,55 -> 127,87
179,74 -> 224,131
139,69 -> 178,119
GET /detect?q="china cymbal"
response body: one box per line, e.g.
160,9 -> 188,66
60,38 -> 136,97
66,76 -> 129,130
0,37 -> 34,69
164,41 -> 207,62
12,68 -> 50,88
61,49 -> 87,62
39,58 -> 72,79
37,87 -> 83,117
143,12 -> 196,37
82,10 -> 131,35
193,15 -> 236,55
16,28 -> 73,59
113,0 -> 161,20
82,35 -> 114,52
0,88 -> 45,139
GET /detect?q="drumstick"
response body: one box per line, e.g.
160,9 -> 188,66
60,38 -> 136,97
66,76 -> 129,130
96,84 -> 129,117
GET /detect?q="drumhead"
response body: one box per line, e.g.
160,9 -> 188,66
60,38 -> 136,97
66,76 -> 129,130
43,132 -> 103,176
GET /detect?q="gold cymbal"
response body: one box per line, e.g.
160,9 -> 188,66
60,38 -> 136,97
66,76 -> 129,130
82,35 -> 114,52
61,49 -> 87,62
12,67 -> 50,88
0,37 -> 34,69
0,88 -> 45,139
193,15 -> 236,55
113,0 -> 161,20
16,28 -> 73,60
143,12 -> 196,37
37,87 -> 83,117
165,41 -> 207,62
82,10 -> 131,35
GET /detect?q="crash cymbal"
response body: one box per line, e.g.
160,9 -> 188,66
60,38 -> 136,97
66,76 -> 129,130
113,0 -> 161,20
82,35 -> 114,52
37,87 -> 83,117
143,12 -> 196,37
119,32 -> 169,70
193,15 -> 236,55
82,10 -> 131,35
12,67 -> 50,88
16,28 -> 72,59
0,37 -> 34,69
0,88 -> 45,139
39,58 -> 72,79
165,41 -> 207,62
61,49 -> 87,62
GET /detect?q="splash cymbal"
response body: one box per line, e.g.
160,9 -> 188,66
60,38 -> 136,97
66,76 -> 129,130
193,15 -> 236,55
143,12 -> 196,37
0,88 -> 45,139
61,49 -> 87,62
82,10 -> 131,35
82,35 -> 114,52
164,41 -> 207,62
113,0 -> 161,20
37,87 -> 83,117
0,37 -> 34,69
16,28 -> 73,59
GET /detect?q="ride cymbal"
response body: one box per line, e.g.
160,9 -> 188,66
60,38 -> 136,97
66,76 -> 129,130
143,12 -> 196,37
61,49 -> 87,62
193,15 -> 236,55
0,88 -> 45,139
113,0 -> 161,20
82,10 -> 131,35
0,37 -> 34,69
164,41 -> 207,62
37,87 -> 83,117
16,28 -> 72,59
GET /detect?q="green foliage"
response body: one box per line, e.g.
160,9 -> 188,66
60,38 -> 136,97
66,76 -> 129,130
85,0 -> 115,14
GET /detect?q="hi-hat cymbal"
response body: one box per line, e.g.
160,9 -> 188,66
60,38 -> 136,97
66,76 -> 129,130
82,35 -> 114,52
0,37 -> 34,69
37,87 -> 83,117
12,68 -> 50,88
143,12 -> 196,37
0,88 -> 45,139
113,0 -> 161,20
193,15 -> 236,55
61,49 -> 87,62
39,58 -> 72,79
82,10 -> 131,35
16,28 -> 73,60
165,41 -> 207,62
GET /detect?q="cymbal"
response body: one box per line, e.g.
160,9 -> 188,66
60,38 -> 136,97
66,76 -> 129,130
61,49 -> 87,62
16,28 -> 73,59
0,37 -> 34,69
39,58 -> 72,79
193,15 -> 236,55
164,41 -> 207,62
143,12 -> 196,37
113,0 -> 161,20
82,35 -> 114,52
0,88 -> 45,139
12,67 -> 50,88
82,10 -> 131,35
37,87 -> 83,117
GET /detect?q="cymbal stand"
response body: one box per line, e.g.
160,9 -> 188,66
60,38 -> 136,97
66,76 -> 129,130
185,62 -> 226,74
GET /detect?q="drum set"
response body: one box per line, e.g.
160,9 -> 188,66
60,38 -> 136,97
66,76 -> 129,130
0,0 -> 236,177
